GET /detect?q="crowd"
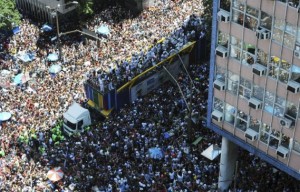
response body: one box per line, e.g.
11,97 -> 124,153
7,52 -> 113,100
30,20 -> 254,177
0,0 -> 300,191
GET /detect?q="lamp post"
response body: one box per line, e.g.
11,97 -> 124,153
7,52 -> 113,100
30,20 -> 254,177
46,1 -> 78,60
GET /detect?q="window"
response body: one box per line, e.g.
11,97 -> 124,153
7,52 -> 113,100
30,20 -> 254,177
227,71 -> 239,95
274,96 -> 285,117
260,11 -> 272,30
260,123 -> 270,144
269,129 -> 280,149
239,77 -> 252,99
249,116 -> 260,132
64,119 -> 77,130
215,65 -> 226,82
214,97 -> 224,112
224,103 -> 236,124
220,0 -> 231,12
232,0 -> 245,11
236,110 -> 248,131
290,64 -> 300,83
264,91 -> 275,115
253,85 -> 264,101
293,140 -> 300,153
218,31 -> 229,48
286,101 -> 298,119
242,42 -> 256,65
78,120 -> 83,130
257,49 -> 268,66
280,134 -> 290,149
269,56 -> 291,83
232,9 -> 244,26
273,18 -> 297,49
244,7 -> 258,31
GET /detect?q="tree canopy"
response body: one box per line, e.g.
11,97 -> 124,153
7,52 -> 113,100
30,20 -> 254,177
0,0 -> 21,30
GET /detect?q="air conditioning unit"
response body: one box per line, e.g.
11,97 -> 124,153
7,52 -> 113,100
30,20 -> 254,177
244,129 -> 258,141
287,81 -> 300,93
216,46 -> 228,58
276,145 -> 289,158
256,26 -> 271,40
211,110 -> 223,122
214,79 -> 225,91
248,97 -> 261,110
217,10 -> 230,23
252,64 -> 267,76
294,50 -> 300,59
279,117 -> 294,128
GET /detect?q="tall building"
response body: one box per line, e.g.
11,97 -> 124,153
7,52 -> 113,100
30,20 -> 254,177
15,0 -> 78,24
207,0 -> 300,190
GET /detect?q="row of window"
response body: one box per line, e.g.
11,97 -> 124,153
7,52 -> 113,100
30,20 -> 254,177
213,97 -> 300,153
218,31 -> 300,84
215,67 -> 299,119
220,0 -> 300,50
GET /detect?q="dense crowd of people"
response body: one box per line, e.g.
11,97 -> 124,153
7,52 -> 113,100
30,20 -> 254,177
0,0 -> 300,191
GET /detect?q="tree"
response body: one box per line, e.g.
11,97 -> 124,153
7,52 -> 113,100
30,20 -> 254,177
0,0 -> 21,30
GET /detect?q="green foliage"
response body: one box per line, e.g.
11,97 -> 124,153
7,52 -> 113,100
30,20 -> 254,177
66,0 -> 94,16
51,120 -> 65,144
0,0 -> 21,29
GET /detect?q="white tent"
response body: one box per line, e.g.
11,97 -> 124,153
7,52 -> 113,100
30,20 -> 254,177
201,144 -> 221,161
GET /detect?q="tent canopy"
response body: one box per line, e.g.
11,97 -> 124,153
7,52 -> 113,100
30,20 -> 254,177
201,144 -> 221,161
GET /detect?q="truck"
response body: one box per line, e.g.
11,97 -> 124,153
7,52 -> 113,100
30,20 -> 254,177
63,102 -> 91,136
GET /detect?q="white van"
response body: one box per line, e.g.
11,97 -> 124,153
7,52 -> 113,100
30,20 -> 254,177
63,102 -> 91,136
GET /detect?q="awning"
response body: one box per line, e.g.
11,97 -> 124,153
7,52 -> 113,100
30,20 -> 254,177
192,136 -> 203,146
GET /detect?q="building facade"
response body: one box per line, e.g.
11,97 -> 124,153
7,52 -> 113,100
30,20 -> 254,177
15,0 -> 77,24
207,0 -> 300,190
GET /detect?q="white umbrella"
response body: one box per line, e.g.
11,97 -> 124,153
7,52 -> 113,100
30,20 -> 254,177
0,112 -> 12,121
49,64 -> 62,74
